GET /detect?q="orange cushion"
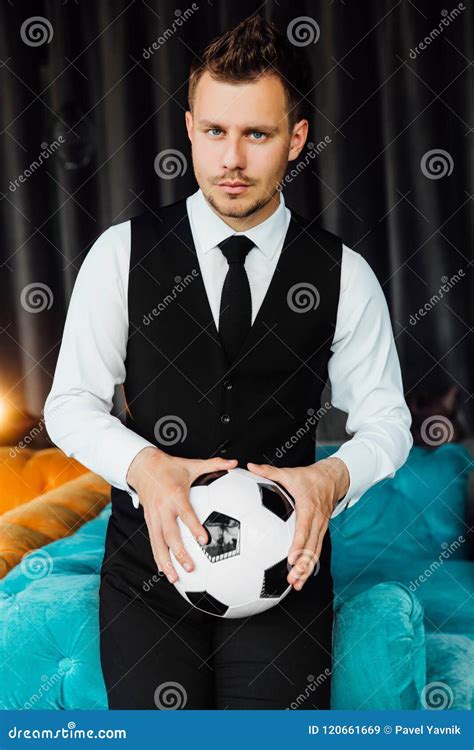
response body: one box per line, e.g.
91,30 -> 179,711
0,471 -> 110,579
0,447 -> 89,514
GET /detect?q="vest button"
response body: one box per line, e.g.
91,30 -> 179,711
223,379 -> 233,390
219,446 -> 227,454
221,414 -> 231,424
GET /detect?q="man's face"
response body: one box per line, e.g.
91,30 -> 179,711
185,71 -> 307,222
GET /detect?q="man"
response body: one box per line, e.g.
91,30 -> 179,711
44,15 -> 412,710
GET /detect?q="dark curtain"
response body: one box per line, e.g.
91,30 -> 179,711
1,0 -> 472,429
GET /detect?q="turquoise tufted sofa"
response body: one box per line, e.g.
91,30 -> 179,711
0,444 -> 472,710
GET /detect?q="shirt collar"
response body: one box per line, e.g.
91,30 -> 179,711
186,187 -> 289,261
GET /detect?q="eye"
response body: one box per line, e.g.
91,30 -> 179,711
250,131 -> 266,140
207,128 -> 223,137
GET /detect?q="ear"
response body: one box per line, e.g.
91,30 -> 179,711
185,110 -> 193,142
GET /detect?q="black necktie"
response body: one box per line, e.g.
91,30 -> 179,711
218,234 -> 255,363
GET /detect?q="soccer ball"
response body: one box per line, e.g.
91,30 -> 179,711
169,467 -> 296,618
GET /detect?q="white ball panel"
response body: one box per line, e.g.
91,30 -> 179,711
208,472 -> 258,520
207,557 -> 262,606
243,504 -> 291,570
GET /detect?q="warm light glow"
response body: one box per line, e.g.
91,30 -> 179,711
0,396 -> 10,427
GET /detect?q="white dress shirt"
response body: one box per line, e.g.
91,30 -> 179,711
44,187 -> 413,518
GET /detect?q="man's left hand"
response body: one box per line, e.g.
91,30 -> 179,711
246,458 -> 350,591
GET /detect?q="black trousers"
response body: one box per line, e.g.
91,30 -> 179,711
98,498 -> 334,710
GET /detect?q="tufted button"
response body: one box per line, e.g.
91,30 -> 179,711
58,657 -> 73,674
222,379 -> 233,390
220,414 -> 231,424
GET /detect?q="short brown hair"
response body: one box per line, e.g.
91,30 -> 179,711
188,14 -> 309,133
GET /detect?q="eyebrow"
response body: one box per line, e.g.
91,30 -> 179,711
198,119 -> 279,134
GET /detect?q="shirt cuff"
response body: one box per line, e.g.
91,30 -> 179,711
112,433 -> 156,509
127,485 -> 141,509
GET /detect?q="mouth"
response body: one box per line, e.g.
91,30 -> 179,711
217,182 -> 251,195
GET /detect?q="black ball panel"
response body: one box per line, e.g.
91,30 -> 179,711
191,470 -> 229,487
258,483 -> 294,520
185,591 -> 229,616
260,557 -> 290,598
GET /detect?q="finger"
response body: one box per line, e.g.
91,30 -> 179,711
289,518 -> 321,589
164,484 -> 209,546
191,456 -> 238,477
287,507 -> 313,575
312,518 -> 329,571
247,462 -> 284,483
146,514 -> 178,583
161,513 -> 197,575
179,502 -> 209,547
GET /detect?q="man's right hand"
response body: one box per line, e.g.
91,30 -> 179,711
126,447 -> 238,583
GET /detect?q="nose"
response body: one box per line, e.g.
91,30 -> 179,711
222,137 -> 246,173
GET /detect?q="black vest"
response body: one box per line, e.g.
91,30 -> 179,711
111,196 -> 342,523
